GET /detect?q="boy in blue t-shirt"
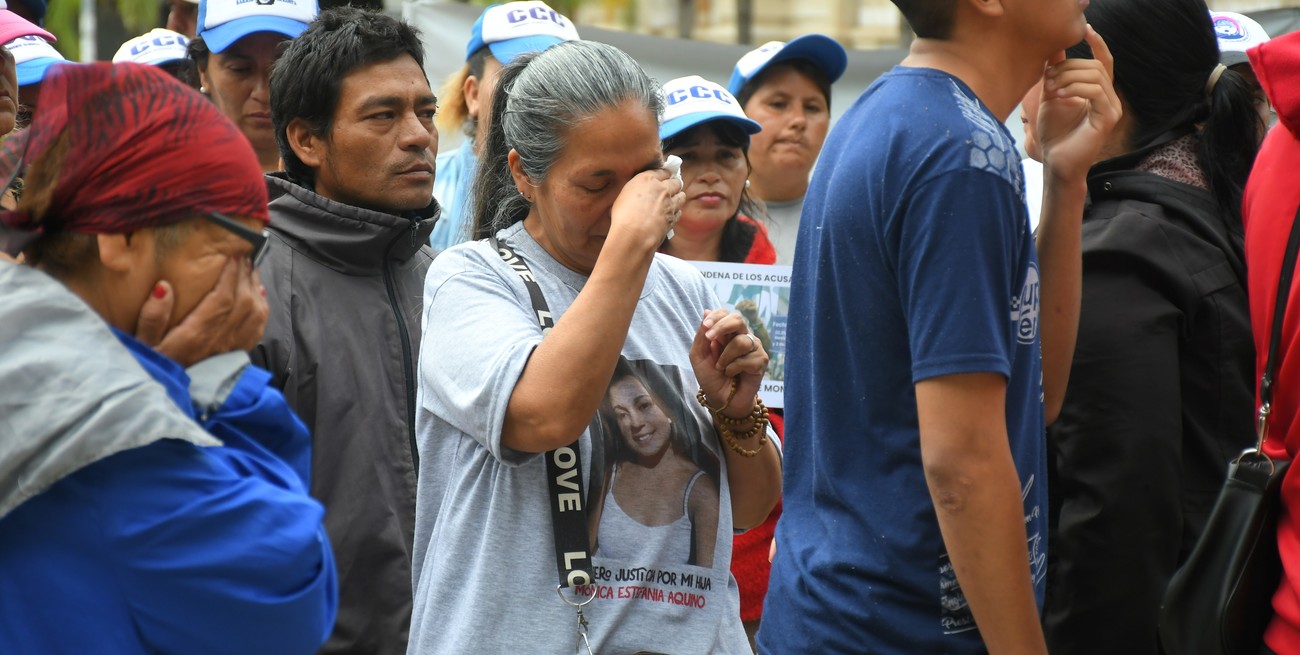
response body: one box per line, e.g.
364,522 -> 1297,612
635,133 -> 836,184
759,0 -> 1120,653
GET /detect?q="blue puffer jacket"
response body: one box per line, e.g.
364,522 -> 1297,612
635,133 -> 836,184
0,263 -> 338,654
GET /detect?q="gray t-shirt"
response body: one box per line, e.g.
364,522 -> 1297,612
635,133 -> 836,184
409,221 -> 753,654
762,196 -> 804,266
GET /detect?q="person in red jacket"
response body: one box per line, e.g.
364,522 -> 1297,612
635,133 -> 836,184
1244,28 -> 1300,655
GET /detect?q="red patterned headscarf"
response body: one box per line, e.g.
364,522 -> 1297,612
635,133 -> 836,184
0,62 -> 269,255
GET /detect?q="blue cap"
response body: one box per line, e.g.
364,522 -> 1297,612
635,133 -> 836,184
4,34 -> 63,86
659,76 -> 761,142
465,1 -> 579,65
727,34 -> 848,96
197,0 -> 318,54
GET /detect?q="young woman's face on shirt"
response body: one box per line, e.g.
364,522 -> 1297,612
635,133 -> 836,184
609,377 -> 673,460
522,99 -> 662,275
666,124 -> 749,239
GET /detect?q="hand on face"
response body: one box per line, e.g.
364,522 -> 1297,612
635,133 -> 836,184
1036,25 -> 1122,182
135,257 -> 268,367
608,166 -> 686,252
690,309 -> 768,420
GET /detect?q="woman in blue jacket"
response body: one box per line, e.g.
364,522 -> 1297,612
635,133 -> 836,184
0,62 -> 337,654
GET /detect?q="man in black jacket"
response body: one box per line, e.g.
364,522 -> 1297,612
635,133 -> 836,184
255,9 -> 439,654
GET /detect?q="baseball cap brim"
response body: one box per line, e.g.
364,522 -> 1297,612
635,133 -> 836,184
0,11 -> 53,45
201,16 -> 306,54
486,34 -> 564,66
728,34 -> 847,95
660,112 -> 761,142
17,56 -> 61,86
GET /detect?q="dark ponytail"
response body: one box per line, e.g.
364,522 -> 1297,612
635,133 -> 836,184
1199,66 -> 1262,216
1068,0 -> 1261,217
468,51 -> 533,241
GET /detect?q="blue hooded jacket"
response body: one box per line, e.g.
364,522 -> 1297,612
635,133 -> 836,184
0,263 -> 338,654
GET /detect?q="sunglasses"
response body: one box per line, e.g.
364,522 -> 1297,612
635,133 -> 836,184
202,212 -> 271,268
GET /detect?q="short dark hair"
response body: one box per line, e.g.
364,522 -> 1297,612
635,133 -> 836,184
735,59 -> 833,112
270,7 -> 427,186
1066,0 -> 1261,218
891,0 -> 958,39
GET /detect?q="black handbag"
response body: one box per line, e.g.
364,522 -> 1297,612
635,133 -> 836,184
1158,204 -> 1300,655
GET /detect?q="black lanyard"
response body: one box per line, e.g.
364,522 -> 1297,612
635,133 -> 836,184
490,237 -> 593,589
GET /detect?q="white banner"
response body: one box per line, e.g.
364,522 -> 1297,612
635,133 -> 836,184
689,261 -> 791,409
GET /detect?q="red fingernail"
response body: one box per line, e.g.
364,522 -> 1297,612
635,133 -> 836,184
152,284 -> 166,299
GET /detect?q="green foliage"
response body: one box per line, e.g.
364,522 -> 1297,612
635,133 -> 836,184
44,0 -> 158,61
44,0 -> 80,58
117,0 -> 162,35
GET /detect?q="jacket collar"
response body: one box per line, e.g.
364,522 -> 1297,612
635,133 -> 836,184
111,327 -> 194,415
0,264 -> 218,520
265,173 -> 439,273
1086,148 -> 1246,286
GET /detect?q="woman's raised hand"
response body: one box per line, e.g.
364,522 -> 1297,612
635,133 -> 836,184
136,257 -> 269,367
608,166 -> 686,251
690,309 -> 769,419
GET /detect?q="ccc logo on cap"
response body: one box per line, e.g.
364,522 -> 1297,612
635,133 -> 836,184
667,85 -> 735,106
507,6 -> 568,27
130,34 -> 186,55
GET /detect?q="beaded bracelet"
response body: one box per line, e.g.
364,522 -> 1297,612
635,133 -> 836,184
696,380 -> 738,413
720,425 -> 768,457
716,396 -> 768,429
696,384 -> 770,457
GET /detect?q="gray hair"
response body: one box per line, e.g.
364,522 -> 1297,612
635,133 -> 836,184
470,40 -> 664,240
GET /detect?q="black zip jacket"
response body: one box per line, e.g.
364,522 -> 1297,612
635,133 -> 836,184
1041,151 -> 1256,654
252,173 -> 438,655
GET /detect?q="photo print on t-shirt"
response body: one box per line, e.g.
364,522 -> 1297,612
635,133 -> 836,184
585,356 -> 722,570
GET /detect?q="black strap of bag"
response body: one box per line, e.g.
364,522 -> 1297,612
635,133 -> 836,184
1260,204 -> 1300,427
491,237 -> 598,654
1159,204 -> 1300,655
489,237 -> 593,590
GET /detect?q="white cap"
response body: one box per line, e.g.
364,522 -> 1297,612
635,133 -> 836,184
4,34 -> 64,86
113,29 -> 190,66
727,34 -> 846,95
659,76 -> 760,141
197,0 -> 318,54
1211,11 -> 1271,67
467,1 -> 579,64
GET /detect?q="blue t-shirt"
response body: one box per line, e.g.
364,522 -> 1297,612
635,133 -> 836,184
759,67 -> 1047,654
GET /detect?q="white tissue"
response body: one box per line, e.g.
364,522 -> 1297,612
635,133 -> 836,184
664,155 -> 683,239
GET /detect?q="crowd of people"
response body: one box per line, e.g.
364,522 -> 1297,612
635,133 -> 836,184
3,0 -> 1300,653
